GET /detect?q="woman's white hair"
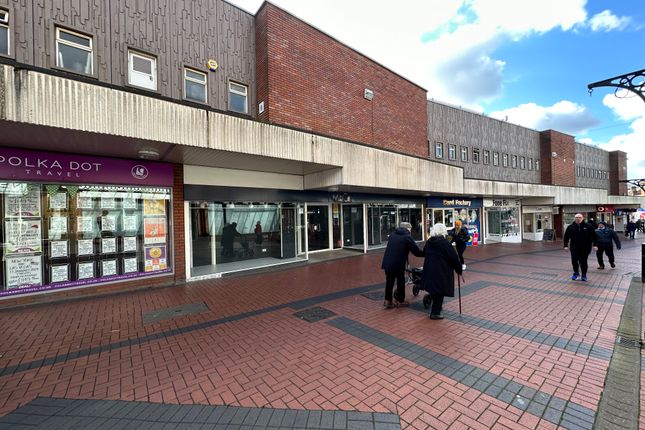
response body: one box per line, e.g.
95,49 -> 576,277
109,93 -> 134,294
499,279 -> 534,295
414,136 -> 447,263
431,223 -> 448,237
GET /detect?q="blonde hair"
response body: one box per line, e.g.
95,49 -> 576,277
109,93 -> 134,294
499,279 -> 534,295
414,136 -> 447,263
431,223 -> 448,237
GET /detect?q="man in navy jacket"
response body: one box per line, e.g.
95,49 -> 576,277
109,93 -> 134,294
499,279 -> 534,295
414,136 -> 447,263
593,221 -> 621,269
381,222 -> 424,307
563,213 -> 596,281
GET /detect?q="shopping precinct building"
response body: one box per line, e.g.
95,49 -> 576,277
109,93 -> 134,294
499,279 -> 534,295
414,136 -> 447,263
0,0 -> 642,304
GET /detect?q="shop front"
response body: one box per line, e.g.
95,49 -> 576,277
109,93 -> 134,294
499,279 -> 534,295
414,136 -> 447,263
483,198 -> 521,243
522,206 -> 554,241
426,197 -> 482,246
0,147 -> 174,299
561,205 -> 597,233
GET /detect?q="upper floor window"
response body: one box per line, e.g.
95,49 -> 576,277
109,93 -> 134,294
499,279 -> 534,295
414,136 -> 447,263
535,160 -> 540,171
493,152 -> 499,166
472,148 -> 480,163
229,81 -> 248,114
520,156 -> 526,169
460,146 -> 469,162
184,68 -> 207,103
128,50 -> 157,90
577,166 -> 580,177
448,144 -> 456,160
502,153 -> 508,167
0,10 -> 9,56
528,158 -> 533,170
435,142 -> 443,158
511,155 -> 517,169
483,150 -> 490,165
56,27 -> 93,75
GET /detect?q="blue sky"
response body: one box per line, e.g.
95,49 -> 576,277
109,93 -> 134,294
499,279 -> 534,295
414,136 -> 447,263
228,0 -> 645,181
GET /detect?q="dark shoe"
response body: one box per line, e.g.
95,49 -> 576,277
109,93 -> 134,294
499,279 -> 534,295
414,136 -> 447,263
597,266 -> 604,270
383,301 -> 394,309
571,273 -> 579,281
581,275 -> 587,282
610,262 -> 616,268
429,314 -> 444,320
394,299 -> 410,307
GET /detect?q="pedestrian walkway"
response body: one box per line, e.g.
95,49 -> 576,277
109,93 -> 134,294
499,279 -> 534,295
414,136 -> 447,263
0,240 -> 642,429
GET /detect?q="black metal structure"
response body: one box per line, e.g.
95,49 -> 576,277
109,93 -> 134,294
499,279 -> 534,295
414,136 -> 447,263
620,179 -> 645,193
588,69 -> 645,103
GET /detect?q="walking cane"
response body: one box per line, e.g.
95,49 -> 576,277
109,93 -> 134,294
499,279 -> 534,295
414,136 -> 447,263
457,273 -> 463,315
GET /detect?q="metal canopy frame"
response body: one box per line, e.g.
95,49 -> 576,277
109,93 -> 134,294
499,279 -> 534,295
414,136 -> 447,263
588,69 -> 645,103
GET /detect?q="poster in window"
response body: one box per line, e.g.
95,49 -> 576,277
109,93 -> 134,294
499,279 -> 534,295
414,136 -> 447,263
123,257 -> 138,273
51,264 -> 69,283
144,245 -> 167,272
102,260 -> 117,277
143,198 -> 166,216
122,198 -> 137,210
77,216 -> 94,233
100,196 -> 116,209
101,237 -> 117,254
5,219 -> 42,255
77,239 -> 94,256
49,216 -> 68,237
4,188 -> 41,217
5,255 -> 42,289
78,262 -> 95,279
50,240 -> 68,258
101,215 -> 116,232
123,215 -> 138,231
76,194 -> 93,209
123,236 -> 137,253
50,193 -> 68,210
143,217 -> 166,244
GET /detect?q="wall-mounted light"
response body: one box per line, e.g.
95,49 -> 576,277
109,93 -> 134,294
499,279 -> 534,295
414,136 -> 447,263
364,88 -> 374,101
137,148 -> 160,160
551,151 -> 557,157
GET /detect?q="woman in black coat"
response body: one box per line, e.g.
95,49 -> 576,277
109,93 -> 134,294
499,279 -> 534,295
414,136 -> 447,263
421,223 -> 463,319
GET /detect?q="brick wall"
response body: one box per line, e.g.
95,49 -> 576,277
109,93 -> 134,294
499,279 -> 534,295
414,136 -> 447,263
609,150 -> 628,195
172,164 -> 186,281
539,130 -> 576,187
255,3 -> 428,157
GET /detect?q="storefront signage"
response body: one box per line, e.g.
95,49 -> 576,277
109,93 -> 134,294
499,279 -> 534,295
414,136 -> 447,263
5,219 -> 42,254
484,198 -> 521,208
0,147 -> 173,187
145,245 -> 167,272
523,206 -> 553,213
427,197 -> 483,208
4,188 -> 41,217
596,205 -> 615,213
5,255 -> 42,289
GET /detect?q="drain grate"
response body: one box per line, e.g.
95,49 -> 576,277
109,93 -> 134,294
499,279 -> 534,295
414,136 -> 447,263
615,336 -> 642,349
142,302 -> 209,324
294,306 -> 337,323
361,291 -> 384,301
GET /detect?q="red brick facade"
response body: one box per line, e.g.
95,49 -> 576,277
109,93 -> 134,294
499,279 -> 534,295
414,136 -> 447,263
255,3 -> 428,157
539,130 -> 576,187
608,150 -> 628,195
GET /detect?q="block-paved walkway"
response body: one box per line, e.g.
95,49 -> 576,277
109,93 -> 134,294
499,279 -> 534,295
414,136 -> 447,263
0,239 -> 642,429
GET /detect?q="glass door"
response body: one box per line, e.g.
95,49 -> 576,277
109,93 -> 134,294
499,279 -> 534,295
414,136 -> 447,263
280,205 -> 296,258
332,203 -> 342,249
342,204 -> 364,248
307,204 -> 330,251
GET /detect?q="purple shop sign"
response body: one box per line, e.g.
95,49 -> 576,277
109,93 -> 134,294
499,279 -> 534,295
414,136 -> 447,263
0,147 -> 174,187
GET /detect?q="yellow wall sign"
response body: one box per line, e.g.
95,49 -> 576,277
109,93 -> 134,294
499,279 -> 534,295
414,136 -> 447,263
207,60 -> 219,72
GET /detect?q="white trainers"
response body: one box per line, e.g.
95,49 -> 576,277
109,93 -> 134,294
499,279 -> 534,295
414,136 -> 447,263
462,264 -> 467,271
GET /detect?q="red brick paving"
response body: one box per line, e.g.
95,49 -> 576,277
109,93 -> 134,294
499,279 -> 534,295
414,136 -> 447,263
0,240 -> 642,429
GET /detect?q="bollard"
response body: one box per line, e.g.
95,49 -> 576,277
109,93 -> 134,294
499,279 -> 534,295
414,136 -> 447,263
642,243 -> 645,283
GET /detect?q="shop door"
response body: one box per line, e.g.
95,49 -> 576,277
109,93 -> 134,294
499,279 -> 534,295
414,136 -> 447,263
307,204 -> 330,251
281,206 -> 296,258
343,204 -> 364,248
332,203 -> 342,248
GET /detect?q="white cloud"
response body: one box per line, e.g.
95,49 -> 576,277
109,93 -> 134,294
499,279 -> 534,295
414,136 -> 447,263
589,10 -> 631,32
489,101 -> 600,134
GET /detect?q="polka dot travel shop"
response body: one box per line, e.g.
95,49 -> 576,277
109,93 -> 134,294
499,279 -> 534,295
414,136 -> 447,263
426,197 -> 482,246
0,147 -> 174,299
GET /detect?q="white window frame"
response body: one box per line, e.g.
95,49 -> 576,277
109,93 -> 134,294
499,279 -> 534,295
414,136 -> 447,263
483,150 -> 490,165
128,50 -> 157,91
535,160 -> 540,171
435,142 -> 443,159
528,158 -> 533,170
511,155 -> 517,169
502,153 -> 508,168
228,81 -> 249,114
448,144 -> 456,160
472,148 -> 480,163
461,146 -> 468,162
55,27 -> 93,75
493,151 -> 499,166
184,67 -> 207,103
0,9 -> 9,57
520,156 -> 526,169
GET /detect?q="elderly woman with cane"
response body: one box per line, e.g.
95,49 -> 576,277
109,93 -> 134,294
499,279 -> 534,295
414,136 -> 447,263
421,223 -> 463,319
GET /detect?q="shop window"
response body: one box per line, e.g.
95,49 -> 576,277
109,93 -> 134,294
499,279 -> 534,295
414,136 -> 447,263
56,27 -> 93,75
435,142 -> 443,158
184,68 -> 207,103
128,50 -> 157,90
520,156 -> 526,169
483,150 -> 490,165
493,152 -> 499,166
0,182 -> 171,296
0,10 -> 9,56
472,148 -> 480,163
229,81 -> 248,114
502,153 -> 508,167
448,144 -> 456,160
511,155 -> 517,169
460,146 -> 468,162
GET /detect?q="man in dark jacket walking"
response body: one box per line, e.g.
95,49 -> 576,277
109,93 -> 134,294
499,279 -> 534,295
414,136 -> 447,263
594,221 -> 621,269
381,222 -> 424,308
563,213 -> 596,281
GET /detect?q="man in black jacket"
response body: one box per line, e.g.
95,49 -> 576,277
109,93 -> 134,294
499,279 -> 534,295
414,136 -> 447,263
563,213 -> 596,281
381,222 -> 424,308
593,221 -> 621,269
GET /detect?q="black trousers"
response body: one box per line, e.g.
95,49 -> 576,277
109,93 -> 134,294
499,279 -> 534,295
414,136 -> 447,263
384,269 -> 406,302
570,247 -> 591,276
430,294 -> 444,316
456,243 -> 466,265
596,246 -> 615,267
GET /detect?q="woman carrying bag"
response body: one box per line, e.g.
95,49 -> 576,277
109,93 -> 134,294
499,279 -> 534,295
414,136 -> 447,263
421,223 -> 463,320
